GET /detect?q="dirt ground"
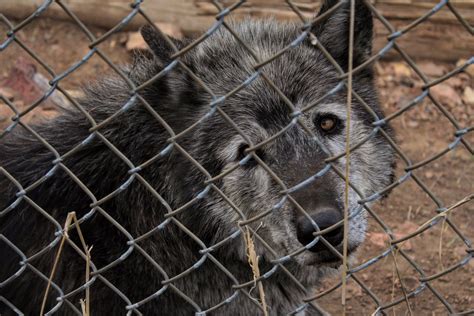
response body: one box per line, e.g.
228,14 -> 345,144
1,18 -> 473,315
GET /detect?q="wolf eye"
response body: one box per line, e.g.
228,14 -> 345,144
314,114 -> 341,134
320,117 -> 336,131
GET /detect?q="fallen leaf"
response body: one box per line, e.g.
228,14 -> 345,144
392,62 -> 412,78
462,87 -> 474,105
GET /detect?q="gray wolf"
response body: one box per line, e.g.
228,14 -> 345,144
0,0 -> 394,314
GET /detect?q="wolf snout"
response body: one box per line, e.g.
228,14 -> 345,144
296,209 -> 344,253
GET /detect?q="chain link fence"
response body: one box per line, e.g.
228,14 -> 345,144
0,0 -> 473,315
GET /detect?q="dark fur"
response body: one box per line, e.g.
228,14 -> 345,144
0,1 -> 394,315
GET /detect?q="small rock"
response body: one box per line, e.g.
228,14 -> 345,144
407,120 -> 419,128
430,83 -> 462,106
456,58 -> 474,77
424,171 -> 434,179
109,39 -> 117,48
462,87 -> 474,105
418,61 -> 446,77
444,76 -> 464,89
368,232 -> 387,248
0,87 -> 15,101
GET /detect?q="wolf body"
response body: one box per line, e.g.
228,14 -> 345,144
0,0 -> 394,315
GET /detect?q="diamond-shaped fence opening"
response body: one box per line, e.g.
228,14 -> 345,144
0,0 -> 472,315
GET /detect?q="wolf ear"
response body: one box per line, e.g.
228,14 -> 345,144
140,24 -> 183,63
311,0 -> 373,72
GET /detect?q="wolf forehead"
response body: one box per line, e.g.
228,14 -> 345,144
186,19 -> 338,92
184,19 -> 341,103
167,19 -> 377,128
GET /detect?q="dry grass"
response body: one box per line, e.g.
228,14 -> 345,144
243,226 -> 269,316
40,212 -> 91,316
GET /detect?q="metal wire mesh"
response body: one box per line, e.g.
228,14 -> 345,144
0,0 -> 472,315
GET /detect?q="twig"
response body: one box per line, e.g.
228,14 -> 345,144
399,194 -> 473,247
438,215 -> 448,271
40,212 -> 91,316
342,0 -> 356,314
391,249 -> 412,315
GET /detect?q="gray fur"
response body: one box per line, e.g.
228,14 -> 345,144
0,1 -> 395,315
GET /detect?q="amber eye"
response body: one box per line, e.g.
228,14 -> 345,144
315,114 -> 341,134
320,117 -> 336,131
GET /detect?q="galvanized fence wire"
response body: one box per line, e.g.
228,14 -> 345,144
0,0 -> 473,314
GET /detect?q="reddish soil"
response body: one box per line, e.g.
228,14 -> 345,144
1,18 -> 472,315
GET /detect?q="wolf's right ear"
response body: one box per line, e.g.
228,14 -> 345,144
310,0 -> 373,72
140,24 -> 183,63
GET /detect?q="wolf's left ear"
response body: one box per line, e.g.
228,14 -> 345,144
311,0 -> 373,72
140,24 -> 183,63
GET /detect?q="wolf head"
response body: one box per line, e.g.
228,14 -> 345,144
138,0 -> 395,277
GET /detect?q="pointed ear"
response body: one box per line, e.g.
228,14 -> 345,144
311,0 -> 373,72
140,24 -> 183,63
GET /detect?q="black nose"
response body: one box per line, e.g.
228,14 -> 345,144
296,209 -> 344,253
